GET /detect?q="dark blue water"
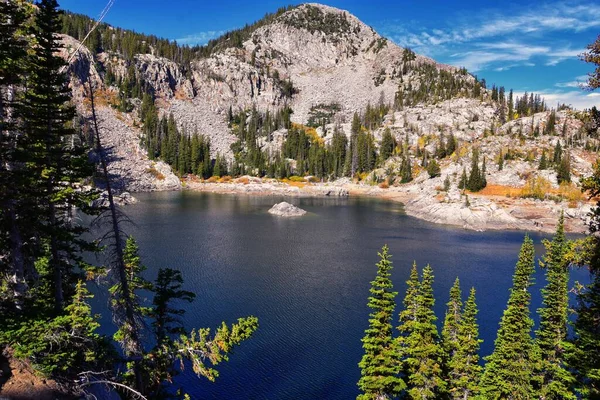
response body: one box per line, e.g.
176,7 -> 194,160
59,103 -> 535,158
91,191 -> 590,399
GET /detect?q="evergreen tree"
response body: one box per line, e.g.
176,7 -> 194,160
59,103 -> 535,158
553,141 -> 563,165
357,245 -> 406,399
400,155 -> 413,183
539,150 -> 548,170
351,112 -> 361,176
446,133 -> 457,156
379,128 -> 396,163
556,151 -> 571,184
466,149 -> 486,192
442,278 -> 462,365
21,0 -> 98,311
110,237 -> 152,364
398,264 -> 446,399
458,168 -> 468,190
427,159 -> 441,178
572,165 -> 600,397
534,213 -> 576,399
448,287 -> 482,399
480,236 -> 537,399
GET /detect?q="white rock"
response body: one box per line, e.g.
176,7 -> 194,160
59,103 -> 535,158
268,201 -> 307,217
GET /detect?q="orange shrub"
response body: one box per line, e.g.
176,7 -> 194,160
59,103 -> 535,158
146,166 -> 165,181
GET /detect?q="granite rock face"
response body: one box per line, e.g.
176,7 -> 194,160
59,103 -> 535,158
59,3 -> 592,203
268,202 -> 307,217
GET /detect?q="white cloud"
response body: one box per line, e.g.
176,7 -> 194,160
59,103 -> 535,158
555,75 -> 589,88
378,0 -> 596,71
402,2 -> 600,46
176,30 -> 225,46
449,42 -> 550,71
545,48 -> 584,66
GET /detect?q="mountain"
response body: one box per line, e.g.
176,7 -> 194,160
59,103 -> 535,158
60,2 -> 598,231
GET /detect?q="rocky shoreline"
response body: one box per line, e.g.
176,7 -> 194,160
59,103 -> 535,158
183,178 -> 592,234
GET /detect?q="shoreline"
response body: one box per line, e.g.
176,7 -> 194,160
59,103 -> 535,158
182,178 -> 592,234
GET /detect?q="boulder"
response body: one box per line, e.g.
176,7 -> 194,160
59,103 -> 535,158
268,201 -> 307,217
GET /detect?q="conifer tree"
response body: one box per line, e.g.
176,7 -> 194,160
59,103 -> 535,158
480,236 -> 537,399
448,287 -> 482,399
357,245 -> 406,399
556,151 -> 571,184
426,159 -> 441,178
571,164 -> 600,397
379,128 -> 395,164
351,112 -> 361,176
553,141 -> 563,165
398,264 -> 445,399
458,168 -> 467,190
442,278 -> 462,369
21,0 -> 98,311
466,149 -> 486,192
539,150 -> 548,170
534,213 -> 575,399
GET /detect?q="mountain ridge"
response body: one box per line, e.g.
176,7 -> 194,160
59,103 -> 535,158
60,2 -> 597,235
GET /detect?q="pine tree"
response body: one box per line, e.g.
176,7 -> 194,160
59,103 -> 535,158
351,112 -> 361,176
534,213 -> 576,399
458,168 -> 467,190
357,245 -> 406,399
21,0 -> 98,312
539,150 -> 548,170
498,150 -> 504,171
442,278 -> 462,369
398,264 -> 446,399
466,149 -> 486,192
572,165 -> 600,397
427,159 -> 441,178
443,175 -> 451,191
379,128 -> 395,164
449,287 -> 482,399
110,237 -> 152,362
400,156 -> 412,183
480,236 -> 537,399
556,151 -> 571,184
553,141 -> 563,165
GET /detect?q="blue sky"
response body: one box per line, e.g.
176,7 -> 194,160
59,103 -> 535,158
59,0 -> 600,109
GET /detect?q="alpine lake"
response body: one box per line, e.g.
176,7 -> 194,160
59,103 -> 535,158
89,191 -> 589,399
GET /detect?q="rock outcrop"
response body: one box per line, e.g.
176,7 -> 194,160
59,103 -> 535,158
57,2 -> 596,218
268,202 -> 307,217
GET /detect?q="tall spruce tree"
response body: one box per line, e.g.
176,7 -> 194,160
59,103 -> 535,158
21,0 -> 97,312
534,213 -> 575,399
357,245 -> 406,399
572,162 -> 600,398
449,287 -> 482,399
398,264 -> 445,399
480,236 -> 537,399
441,278 -> 462,374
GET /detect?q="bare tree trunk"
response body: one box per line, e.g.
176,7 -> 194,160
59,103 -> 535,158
88,82 -> 144,392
